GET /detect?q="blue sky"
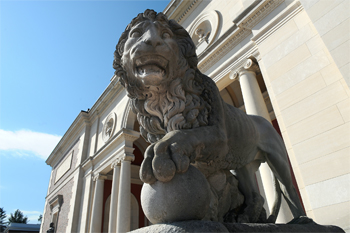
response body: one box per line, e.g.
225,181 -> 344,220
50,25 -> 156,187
0,0 -> 169,224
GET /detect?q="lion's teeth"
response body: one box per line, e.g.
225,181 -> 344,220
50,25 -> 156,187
137,64 -> 166,77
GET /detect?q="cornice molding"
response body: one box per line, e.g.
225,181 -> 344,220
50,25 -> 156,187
121,98 -> 133,129
45,168 -> 80,200
165,0 -> 203,24
49,194 -> 63,207
198,28 -> 251,73
211,42 -> 259,85
46,77 -> 123,166
81,128 -> 139,175
92,128 -> 139,159
197,0 -> 285,75
46,113 -> 88,166
236,0 -> 284,30
176,0 -> 203,24
251,0 -> 303,44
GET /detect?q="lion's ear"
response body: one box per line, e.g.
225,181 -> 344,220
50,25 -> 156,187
168,19 -> 198,69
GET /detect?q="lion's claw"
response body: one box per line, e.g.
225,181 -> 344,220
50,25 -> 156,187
140,157 -> 157,184
152,156 -> 176,182
171,152 -> 190,173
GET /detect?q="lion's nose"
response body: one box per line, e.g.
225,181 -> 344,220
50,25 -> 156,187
143,31 -> 163,48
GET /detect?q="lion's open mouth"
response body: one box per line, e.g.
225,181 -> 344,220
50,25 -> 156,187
135,55 -> 168,81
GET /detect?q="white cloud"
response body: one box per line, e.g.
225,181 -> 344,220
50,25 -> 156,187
0,129 -> 61,160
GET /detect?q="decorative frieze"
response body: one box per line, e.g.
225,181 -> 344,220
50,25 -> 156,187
197,0 -> 284,74
111,152 -> 135,165
198,28 -> 251,73
237,0 -> 284,30
176,0 -> 203,23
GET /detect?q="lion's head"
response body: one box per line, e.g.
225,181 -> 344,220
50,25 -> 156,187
113,9 -> 198,97
113,9 -> 210,143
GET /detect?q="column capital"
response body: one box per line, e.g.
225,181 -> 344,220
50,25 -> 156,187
111,160 -> 120,169
93,173 -> 107,182
230,58 -> 260,81
121,153 -> 135,162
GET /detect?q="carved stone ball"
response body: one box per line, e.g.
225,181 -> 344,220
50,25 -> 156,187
141,165 -> 211,224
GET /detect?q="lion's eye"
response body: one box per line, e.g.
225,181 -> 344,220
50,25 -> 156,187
162,32 -> 171,39
130,31 -> 141,38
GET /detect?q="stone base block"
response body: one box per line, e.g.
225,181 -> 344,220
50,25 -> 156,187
130,220 -> 228,233
130,220 -> 345,233
223,222 -> 344,232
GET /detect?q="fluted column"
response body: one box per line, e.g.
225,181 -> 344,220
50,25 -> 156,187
230,58 -> 278,217
108,161 -> 121,233
116,154 -> 134,233
90,174 -> 107,233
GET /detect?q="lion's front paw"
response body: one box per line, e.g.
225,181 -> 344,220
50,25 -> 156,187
140,156 -> 157,184
152,155 -> 176,182
140,144 -> 158,184
140,134 -> 192,184
151,139 -> 190,182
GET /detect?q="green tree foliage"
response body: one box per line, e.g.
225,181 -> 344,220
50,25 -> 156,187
8,209 -> 28,224
0,207 -> 8,232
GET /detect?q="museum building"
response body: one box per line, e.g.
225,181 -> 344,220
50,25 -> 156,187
40,0 -> 350,232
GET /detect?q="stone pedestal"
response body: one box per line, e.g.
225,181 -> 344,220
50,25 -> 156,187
129,220 -> 345,233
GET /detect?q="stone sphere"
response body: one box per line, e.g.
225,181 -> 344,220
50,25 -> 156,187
141,165 -> 211,224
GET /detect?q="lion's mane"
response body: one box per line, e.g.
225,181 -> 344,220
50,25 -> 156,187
113,9 -> 211,143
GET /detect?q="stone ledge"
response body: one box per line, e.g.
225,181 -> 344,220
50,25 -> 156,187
130,220 -> 228,233
130,220 -> 345,233
224,222 -> 345,232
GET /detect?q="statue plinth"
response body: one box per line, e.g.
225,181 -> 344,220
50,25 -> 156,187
130,220 -> 345,233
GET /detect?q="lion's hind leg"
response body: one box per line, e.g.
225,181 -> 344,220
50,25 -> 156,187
235,159 -> 265,223
256,119 -> 306,219
265,152 -> 305,219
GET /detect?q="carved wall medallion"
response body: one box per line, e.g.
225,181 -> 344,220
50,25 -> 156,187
188,11 -> 220,55
102,112 -> 117,143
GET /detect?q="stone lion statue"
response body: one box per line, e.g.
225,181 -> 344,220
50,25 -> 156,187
113,9 -> 306,223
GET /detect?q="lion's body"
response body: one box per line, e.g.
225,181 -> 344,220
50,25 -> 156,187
114,9 -> 306,223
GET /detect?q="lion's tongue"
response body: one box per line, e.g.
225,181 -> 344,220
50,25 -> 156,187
138,65 -> 164,76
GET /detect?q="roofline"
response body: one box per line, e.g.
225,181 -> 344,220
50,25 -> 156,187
46,75 -> 122,166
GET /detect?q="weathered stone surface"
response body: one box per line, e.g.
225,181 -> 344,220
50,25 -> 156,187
223,222 -> 345,232
129,220 -> 345,233
130,220 -> 229,233
141,165 -> 211,224
114,9 -> 307,223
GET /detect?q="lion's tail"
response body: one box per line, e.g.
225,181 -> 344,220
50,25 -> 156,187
267,175 -> 282,223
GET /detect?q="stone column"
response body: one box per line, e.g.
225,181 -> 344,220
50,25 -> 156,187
89,174 -> 107,233
230,58 -> 279,217
108,161 -> 120,233
116,154 -> 134,233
